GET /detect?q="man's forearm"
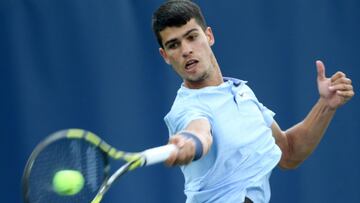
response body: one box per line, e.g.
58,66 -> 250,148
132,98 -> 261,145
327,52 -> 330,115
285,98 -> 336,165
277,61 -> 353,169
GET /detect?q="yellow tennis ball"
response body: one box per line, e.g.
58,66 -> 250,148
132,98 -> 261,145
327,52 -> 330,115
52,170 -> 85,195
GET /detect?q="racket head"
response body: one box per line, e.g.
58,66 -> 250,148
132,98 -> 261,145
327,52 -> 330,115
22,129 -> 110,203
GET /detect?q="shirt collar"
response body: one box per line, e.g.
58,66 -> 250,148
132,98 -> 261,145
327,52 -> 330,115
223,77 -> 245,87
179,77 -> 246,93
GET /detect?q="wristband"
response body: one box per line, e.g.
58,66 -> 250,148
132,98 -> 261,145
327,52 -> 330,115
178,131 -> 203,161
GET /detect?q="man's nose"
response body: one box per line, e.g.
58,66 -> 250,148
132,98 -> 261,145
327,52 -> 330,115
181,42 -> 193,58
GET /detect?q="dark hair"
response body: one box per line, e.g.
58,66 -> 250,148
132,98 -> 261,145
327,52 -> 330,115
152,0 -> 207,48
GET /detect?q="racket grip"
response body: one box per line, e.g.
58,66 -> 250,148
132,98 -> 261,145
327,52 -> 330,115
142,144 -> 177,166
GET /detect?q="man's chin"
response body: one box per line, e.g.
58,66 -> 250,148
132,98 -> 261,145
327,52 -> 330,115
186,73 -> 208,83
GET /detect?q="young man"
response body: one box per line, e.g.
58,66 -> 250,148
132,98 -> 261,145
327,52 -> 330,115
152,1 -> 354,202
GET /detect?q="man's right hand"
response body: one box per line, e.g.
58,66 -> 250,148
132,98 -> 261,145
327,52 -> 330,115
165,118 -> 213,166
165,134 -> 196,166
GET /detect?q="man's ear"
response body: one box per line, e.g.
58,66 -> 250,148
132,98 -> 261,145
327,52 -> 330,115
159,48 -> 170,64
205,27 -> 215,46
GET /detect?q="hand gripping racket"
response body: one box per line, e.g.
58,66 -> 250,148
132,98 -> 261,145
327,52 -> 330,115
22,129 -> 177,203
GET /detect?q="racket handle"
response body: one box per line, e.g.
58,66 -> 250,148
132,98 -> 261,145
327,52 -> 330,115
142,144 -> 177,166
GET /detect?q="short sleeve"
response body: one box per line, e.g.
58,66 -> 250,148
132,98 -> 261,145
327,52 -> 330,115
164,95 -> 212,136
241,84 -> 275,127
255,101 -> 275,127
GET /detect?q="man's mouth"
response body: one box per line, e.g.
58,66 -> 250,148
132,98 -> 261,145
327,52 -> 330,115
185,59 -> 199,70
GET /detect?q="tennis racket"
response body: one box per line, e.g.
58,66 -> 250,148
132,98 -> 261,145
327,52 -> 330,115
22,128 -> 177,203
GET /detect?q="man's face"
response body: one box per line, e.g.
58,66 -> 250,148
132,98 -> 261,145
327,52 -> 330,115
159,19 -> 215,86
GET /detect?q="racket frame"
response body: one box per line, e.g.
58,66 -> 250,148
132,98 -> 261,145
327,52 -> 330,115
22,130 -> 110,203
22,129 -> 177,203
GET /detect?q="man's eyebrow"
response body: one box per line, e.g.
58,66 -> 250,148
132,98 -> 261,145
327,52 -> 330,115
164,28 -> 199,48
182,28 -> 198,38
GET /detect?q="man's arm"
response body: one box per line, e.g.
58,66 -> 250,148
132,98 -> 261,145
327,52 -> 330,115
273,60 -> 354,169
165,118 -> 212,166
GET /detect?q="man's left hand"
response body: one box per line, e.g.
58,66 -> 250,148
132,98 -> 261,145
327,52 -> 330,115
316,60 -> 355,110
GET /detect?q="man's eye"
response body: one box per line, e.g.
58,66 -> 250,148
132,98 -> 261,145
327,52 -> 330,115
168,42 -> 179,49
188,34 -> 198,41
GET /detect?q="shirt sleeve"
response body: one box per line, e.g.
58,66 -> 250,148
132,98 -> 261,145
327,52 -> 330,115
255,100 -> 275,127
164,95 -> 212,136
242,84 -> 275,127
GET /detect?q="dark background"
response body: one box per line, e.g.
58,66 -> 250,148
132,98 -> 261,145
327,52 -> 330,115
1,0 -> 359,202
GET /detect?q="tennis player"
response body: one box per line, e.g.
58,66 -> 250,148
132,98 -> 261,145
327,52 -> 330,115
152,1 -> 354,202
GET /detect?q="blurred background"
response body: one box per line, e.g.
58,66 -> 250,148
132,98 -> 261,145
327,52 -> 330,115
1,0 -> 359,202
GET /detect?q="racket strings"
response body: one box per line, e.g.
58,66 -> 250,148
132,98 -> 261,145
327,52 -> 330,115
25,139 -> 107,203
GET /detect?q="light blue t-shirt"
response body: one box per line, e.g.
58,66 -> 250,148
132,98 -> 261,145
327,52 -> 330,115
164,77 -> 282,203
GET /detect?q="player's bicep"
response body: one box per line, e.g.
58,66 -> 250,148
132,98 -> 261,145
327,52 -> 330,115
185,118 -> 213,155
271,121 -> 292,168
271,121 -> 285,145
